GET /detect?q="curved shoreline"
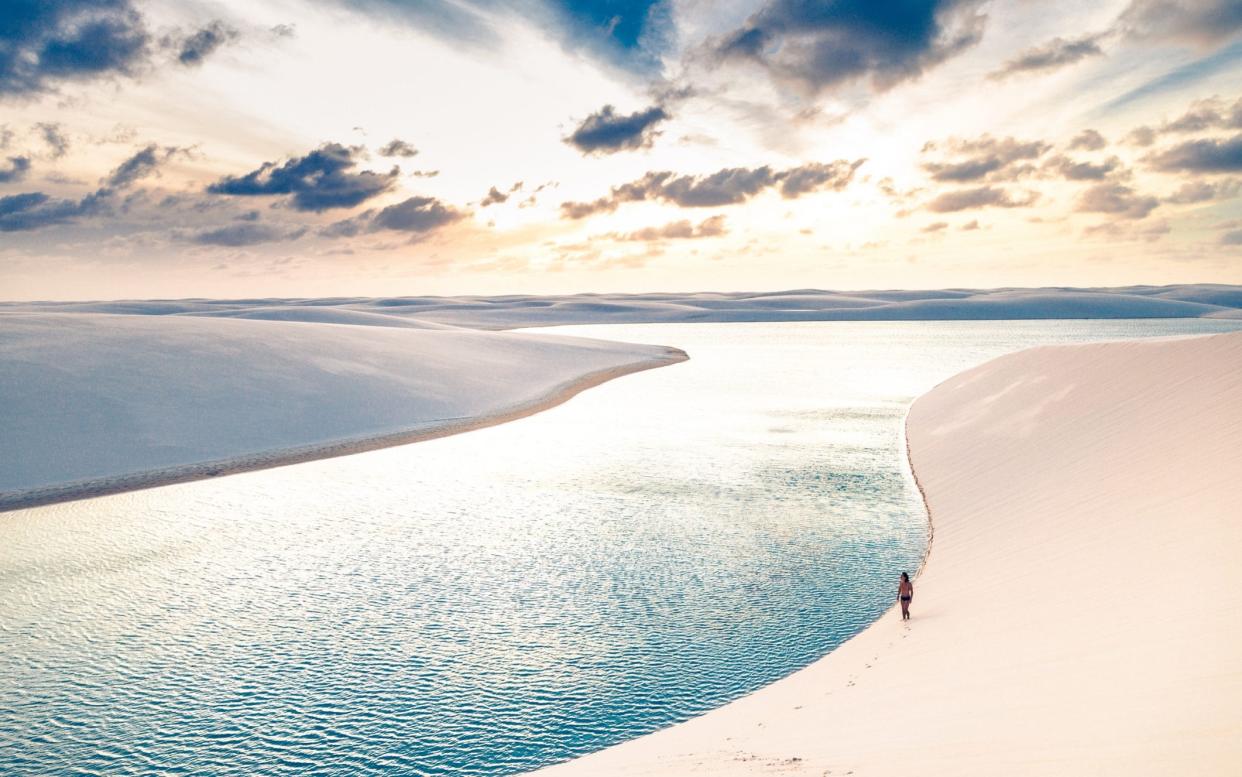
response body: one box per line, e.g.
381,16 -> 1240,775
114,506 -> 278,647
0,351 -> 687,513
535,330 -> 1242,775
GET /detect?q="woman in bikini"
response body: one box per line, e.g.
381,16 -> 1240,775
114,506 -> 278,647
898,572 -> 914,620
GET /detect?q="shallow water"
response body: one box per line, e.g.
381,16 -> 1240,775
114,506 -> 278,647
2,319 -> 1239,776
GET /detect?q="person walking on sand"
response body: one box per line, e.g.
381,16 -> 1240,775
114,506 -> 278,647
898,572 -> 914,620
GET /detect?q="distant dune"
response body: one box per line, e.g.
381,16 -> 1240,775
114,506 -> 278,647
6,284 -> 1240,329
0,313 -> 684,509
535,330 -> 1242,775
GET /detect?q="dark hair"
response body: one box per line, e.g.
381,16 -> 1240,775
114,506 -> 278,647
900,572 -> 910,582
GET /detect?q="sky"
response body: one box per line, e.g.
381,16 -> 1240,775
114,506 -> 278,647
0,0 -> 1240,300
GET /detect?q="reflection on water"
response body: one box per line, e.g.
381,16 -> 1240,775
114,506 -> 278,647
2,319 -> 1240,776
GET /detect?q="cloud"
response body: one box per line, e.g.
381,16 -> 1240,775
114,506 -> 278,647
1068,129 -> 1107,151
478,181 -> 523,207
1166,178 -> 1241,202
0,156 -> 32,183
921,136 -> 1050,182
480,186 -> 508,207
37,123 -> 70,158
1076,183 -> 1159,219
987,34 -> 1104,80
1146,133 -> 1242,172
1163,95 -> 1242,133
565,104 -> 670,155
321,195 -> 466,237
271,24 -> 296,38
710,0 -> 986,94
561,159 -> 864,218
167,21 -> 239,67
612,215 -> 727,241
378,139 -> 418,157
1119,0 -> 1242,46
926,186 -> 1040,212
0,0 -> 151,96
104,143 -> 182,188
1083,218 -> 1170,241
921,221 -> 948,232
0,188 -> 107,231
188,221 -> 306,246
1043,154 -> 1125,181
207,143 -> 399,211
372,196 -> 465,232
1126,126 -> 1158,146
1222,228 -> 1242,244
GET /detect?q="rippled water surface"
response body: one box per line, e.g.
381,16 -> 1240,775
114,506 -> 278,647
3,320 -> 1240,776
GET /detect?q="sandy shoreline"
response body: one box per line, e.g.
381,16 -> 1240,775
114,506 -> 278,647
0,351 -> 686,513
535,330 -> 1242,775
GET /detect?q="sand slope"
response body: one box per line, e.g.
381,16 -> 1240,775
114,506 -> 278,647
537,331 -> 1242,775
0,313 -> 684,508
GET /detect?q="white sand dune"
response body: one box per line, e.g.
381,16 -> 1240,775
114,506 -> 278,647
0,313 -> 684,509
4,284 -> 1240,329
536,331 -> 1242,775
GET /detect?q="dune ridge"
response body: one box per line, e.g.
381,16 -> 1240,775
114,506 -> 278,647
5,284 -> 1241,329
535,330 -> 1242,775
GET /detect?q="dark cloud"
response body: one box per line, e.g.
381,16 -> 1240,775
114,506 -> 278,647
926,186 -> 1039,212
319,212 -> 371,239
37,122 -> 70,158
613,215 -> 727,241
1146,134 -> 1242,172
987,34 -> 1104,80
372,196 -> 464,232
0,188 -> 106,231
480,186 -> 508,207
1068,129 -> 1107,151
711,0 -> 986,94
270,24 -> 296,39
189,221 -> 306,246
921,221 -> 948,233
168,21 -> 239,67
1119,0 -> 1242,45
378,139 -> 418,157
565,104 -> 669,155
1076,183 -> 1159,219
0,0 -> 149,96
562,159 -> 864,219
921,136 -> 1050,182
103,143 -> 177,188
1166,178 -> 1241,202
1043,154 -> 1125,181
207,143 -> 399,211
480,182 -> 523,207
0,156 -> 31,183
1222,228 -> 1242,245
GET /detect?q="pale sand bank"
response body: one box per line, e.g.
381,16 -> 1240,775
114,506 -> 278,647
0,313 -> 685,511
536,330 -> 1242,775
